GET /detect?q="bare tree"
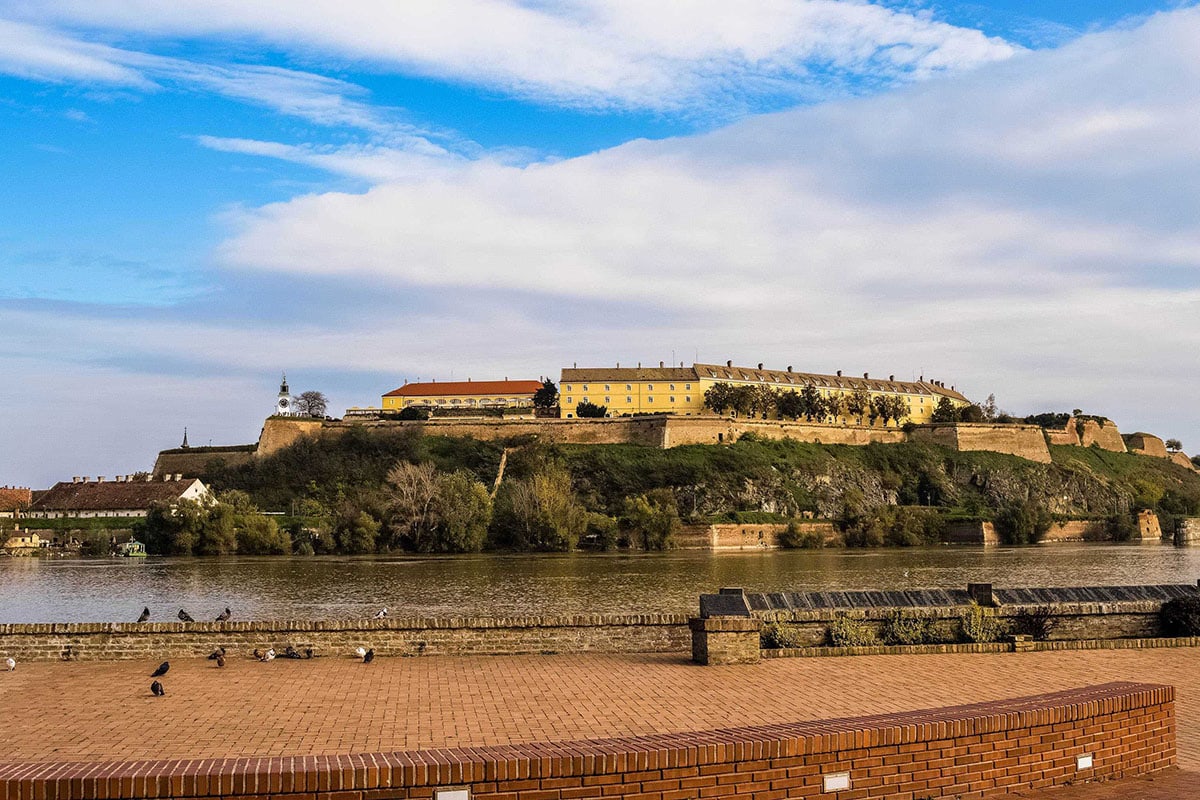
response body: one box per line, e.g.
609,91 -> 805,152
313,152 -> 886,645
294,390 -> 328,418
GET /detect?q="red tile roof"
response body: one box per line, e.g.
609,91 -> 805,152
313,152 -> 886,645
29,479 -> 205,512
384,379 -> 543,398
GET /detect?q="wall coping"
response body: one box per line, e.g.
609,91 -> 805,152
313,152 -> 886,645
0,682 -> 1170,799
763,635 -> 1200,659
0,613 -> 690,635
755,600 -> 1177,622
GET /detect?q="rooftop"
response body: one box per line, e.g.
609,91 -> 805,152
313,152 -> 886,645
383,379 -> 543,398
28,478 -> 203,512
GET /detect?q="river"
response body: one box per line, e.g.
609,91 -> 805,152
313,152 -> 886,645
1,543 -> 1198,623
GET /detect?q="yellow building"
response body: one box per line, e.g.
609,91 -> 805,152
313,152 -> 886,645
560,362 -> 969,424
381,379 -> 544,411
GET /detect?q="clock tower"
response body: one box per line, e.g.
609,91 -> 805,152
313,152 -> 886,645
275,373 -> 293,416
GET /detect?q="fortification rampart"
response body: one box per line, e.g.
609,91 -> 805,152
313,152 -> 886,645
152,446 -> 256,478
1127,431 -> 1169,458
909,422 -> 1052,462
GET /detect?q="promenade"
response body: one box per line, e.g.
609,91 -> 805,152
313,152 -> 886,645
1,647 -> 1197,797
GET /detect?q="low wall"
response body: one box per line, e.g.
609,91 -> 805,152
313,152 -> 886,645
0,615 -> 689,662
1171,451 -> 1198,471
944,514 -> 1162,544
0,682 -> 1173,800
944,521 -> 1000,544
660,416 -> 906,447
152,446 -> 257,478
678,522 -> 839,550
1177,518 -> 1200,545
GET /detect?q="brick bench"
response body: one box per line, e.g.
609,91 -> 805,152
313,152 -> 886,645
0,682 -> 1174,800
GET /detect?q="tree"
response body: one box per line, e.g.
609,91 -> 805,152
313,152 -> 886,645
871,394 -> 907,427
1192,455 -> 1200,469
576,400 -> 608,418
994,499 -> 1052,545
294,390 -> 328,418
1166,439 -> 1183,453
958,404 -> 986,423
845,389 -> 870,425
981,393 -> 998,421
776,389 -> 804,420
384,462 -> 491,552
930,396 -> 958,423
490,466 -> 586,551
533,379 -> 558,410
798,384 -> 823,421
703,382 -> 736,414
824,393 -> 846,423
619,489 -> 680,551
334,510 -> 379,554
383,462 -> 440,551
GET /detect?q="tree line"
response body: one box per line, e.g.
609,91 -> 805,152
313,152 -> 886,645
703,382 -> 909,426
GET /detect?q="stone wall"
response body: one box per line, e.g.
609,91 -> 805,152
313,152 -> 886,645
1177,518 -> 1200,545
910,422 -> 1052,463
1127,432 -> 1169,458
255,416 -> 325,456
659,416 -> 907,447
152,446 -> 257,478
943,520 -> 1000,544
0,683 -> 1174,800
706,521 -> 838,550
1171,451 -> 1197,471
1044,418 -> 1127,452
0,614 -> 689,663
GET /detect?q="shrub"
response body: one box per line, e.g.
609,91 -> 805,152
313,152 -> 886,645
993,500 -> 1052,545
958,604 -> 1004,643
575,401 -> 608,418
1104,512 -> 1137,542
581,512 -> 619,551
777,520 -> 825,549
1010,606 -> 1056,640
879,609 -> 935,645
619,489 -> 681,551
826,613 -> 878,647
490,466 -> 587,551
761,622 -> 809,649
1160,596 -> 1200,637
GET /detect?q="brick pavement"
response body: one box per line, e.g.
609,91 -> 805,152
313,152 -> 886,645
0,647 -> 1196,795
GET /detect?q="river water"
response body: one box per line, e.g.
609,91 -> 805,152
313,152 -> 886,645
1,543 -> 1198,623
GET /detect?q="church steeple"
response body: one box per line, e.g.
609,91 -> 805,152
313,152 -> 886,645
280,372 -> 289,395
180,427 -> 190,449
275,372 -> 293,416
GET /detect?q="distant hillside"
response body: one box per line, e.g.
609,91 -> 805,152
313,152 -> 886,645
200,427 -> 1200,529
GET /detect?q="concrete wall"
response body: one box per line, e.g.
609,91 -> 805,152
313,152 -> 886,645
943,520 -> 1000,545
909,423 -> 1052,463
0,614 -> 689,662
0,683 -> 1174,800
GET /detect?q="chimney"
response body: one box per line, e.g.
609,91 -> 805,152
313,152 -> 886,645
573,362 -> 577,368
616,362 -> 620,368
145,474 -> 154,481
757,363 -> 763,370
174,473 -> 182,481
83,477 -> 90,483
836,370 -> 842,377
889,375 -> 894,382
659,361 -> 664,368
72,476 -> 80,484
863,373 -> 869,379
726,360 -> 733,367
919,375 -> 924,382
638,362 -> 641,367
787,366 -> 793,373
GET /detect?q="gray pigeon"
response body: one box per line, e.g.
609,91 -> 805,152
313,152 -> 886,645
150,680 -> 165,696
137,607 -> 150,623
215,607 -> 231,622
178,609 -> 194,623
363,648 -> 375,664
150,661 -> 169,677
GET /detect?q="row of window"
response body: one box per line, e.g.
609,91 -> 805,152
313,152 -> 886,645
400,397 -> 528,406
567,396 -> 693,405
564,383 -> 692,392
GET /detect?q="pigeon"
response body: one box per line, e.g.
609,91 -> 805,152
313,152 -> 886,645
354,646 -> 367,659
150,680 -> 165,696
150,661 -> 170,677
304,648 -> 313,659
178,609 -> 194,623
263,648 -> 276,662
283,645 -> 302,659
5,657 -> 14,671
373,608 -> 388,619
216,655 -> 225,668
253,648 -> 263,661
215,608 -> 231,622
206,647 -> 226,660
363,648 -> 375,664
137,607 -> 150,623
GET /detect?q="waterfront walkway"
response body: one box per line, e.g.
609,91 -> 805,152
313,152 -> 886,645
1,647 -> 1198,796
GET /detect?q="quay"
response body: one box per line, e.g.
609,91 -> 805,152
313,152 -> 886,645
0,646 -> 1195,798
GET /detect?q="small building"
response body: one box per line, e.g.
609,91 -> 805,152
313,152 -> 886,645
0,486 -> 32,519
118,538 -> 147,557
2,531 -> 41,552
381,378 -> 544,412
24,476 -> 210,519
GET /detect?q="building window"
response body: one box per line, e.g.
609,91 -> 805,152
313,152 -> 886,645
604,384 -> 610,391
626,384 -> 632,390
648,396 -> 654,403
566,397 -> 572,404
669,396 -> 675,403
626,396 -> 632,403
670,384 -> 675,390
582,397 -> 589,403
565,384 -> 572,391
685,396 -> 691,402
685,384 -> 691,390
582,384 -> 589,391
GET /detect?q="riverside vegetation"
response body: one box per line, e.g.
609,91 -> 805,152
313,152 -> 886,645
106,424 -> 1200,557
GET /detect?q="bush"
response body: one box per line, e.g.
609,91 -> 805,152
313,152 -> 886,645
1010,606 -> 1056,640
993,500 -> 1052,545
575,401 -> 608,418
490,466 -> 587,551
826,613 -> 878,647
958,604 -> 1004,643
581,512 -> 619,551
619,489 -> 681,550
1104,512 -> 1137,542
761,622 -> 809,649
777,520 -> 826,549
1160,596 -> 1200,637
879,609 -> 935,645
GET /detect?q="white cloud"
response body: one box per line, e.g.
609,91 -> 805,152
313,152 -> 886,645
0,17 -> 149,85
12,0 -> 1019,110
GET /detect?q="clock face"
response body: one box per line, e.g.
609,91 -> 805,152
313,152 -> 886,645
278,398 -> 289,410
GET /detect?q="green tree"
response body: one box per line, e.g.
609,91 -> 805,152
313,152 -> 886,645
619,489 -> 681,551
196,503 -> 238,555
930,396 -> 959,423
1166,438 -> 1183,453
140,499 -> 205,556
490,466 -> 586,551
798,384 -> 823,421
335,510 -> 380,554
575,400 -> 608,418
533,379 -> 559,410
994,499 -> 1052,545
824,393 -> 846,423
958,404 -> 986,423
236,515 -> 292,554
703,382 -> 736,414
776,389 -> 804,420
432,471 -> 492,552
845,389 -> 870,425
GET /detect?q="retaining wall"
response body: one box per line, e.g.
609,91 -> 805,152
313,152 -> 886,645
0,615 -> 689,662
910,422 -> 1052,462
0,682 -> 1174,800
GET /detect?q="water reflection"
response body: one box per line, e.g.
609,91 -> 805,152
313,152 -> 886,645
0,543 -> 1196,623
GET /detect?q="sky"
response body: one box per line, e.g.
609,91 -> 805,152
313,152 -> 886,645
1,0 -> 1198,488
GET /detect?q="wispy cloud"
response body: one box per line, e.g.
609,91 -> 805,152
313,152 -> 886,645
13,1 -> 1019,112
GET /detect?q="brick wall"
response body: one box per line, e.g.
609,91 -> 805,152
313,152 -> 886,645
0,615 -> 689,662
0,682 -> 1174,800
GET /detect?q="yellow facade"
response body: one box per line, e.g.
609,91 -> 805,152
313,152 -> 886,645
560,363 -> 969,424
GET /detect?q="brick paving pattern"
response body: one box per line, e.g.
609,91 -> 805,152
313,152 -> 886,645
1,647 -> 1197,796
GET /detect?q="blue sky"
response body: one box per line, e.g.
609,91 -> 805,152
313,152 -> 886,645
1,1 -> 1198,488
